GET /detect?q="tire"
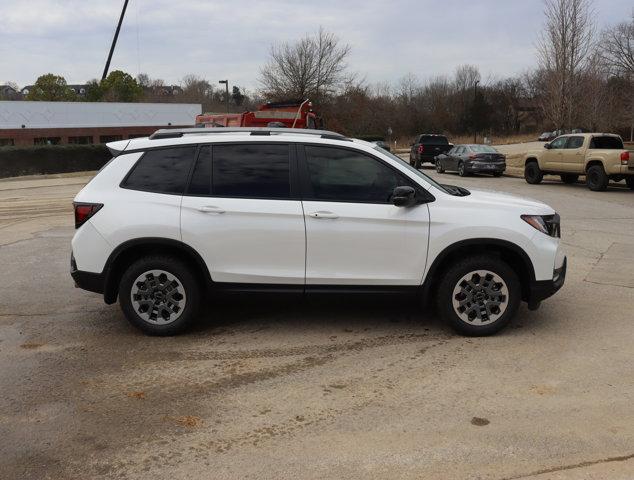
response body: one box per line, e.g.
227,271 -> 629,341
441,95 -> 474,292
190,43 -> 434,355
625,176 -> 634,190
560,174 -> 579,184
119,255 -> 201,336
414,157 -> 421,169
436,255 -> 521,336
586,165 -> 609,191
524,161 -> 543,184
436,161 -> 445,173
409,155 -> 414,166
458,162 -> 467,177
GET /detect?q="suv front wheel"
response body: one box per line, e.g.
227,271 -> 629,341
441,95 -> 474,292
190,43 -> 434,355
119,255 -> 201,335
436,255 -> 521,336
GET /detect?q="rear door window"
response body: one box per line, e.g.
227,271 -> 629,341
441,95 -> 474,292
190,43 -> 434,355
565,136 -> 584,149
122,147 -> 196,194
187,146 -> 212,195
212,144 -> 291,199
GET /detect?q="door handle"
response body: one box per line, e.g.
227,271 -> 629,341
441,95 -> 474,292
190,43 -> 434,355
308,211 -> 339,219
198,205 -> 225,214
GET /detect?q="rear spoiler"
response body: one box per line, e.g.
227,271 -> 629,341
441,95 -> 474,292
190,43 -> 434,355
106,139 -> 131,157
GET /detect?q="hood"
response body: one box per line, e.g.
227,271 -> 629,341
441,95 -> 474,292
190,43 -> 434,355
463,188 -> 555,214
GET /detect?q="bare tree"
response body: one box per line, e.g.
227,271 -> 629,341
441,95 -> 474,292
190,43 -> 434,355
259,27 -> 352,102
601,12 -> 634,75
601,12 -> 634,140
454,64 -> 481,92
537,0 -> 596,129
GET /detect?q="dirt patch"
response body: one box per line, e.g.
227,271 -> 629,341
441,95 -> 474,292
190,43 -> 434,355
20,342 -> 44,349
471,417 -> 490,426
163,415 -> 202,428
126,391 -> 146,400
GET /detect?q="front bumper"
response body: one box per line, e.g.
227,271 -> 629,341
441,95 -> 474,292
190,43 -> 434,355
527,256 -> 566,309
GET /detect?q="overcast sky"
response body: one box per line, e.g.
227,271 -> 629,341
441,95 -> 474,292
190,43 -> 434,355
1,0 -> 631,91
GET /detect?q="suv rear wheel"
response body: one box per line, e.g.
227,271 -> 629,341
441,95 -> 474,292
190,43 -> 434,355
436,255 -> 520,336
119,255 -> 201,335
625,176 -> 634,190
586,165 -> 609,191
524,161 -> 543,184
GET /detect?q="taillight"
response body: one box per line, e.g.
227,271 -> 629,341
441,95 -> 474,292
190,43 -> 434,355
73,202 -> 103,229
621,151 -> 630,165
417,145 -> 424,154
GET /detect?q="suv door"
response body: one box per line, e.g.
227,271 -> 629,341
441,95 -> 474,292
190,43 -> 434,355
299,145 -> 430,285
181,143 -> 306,284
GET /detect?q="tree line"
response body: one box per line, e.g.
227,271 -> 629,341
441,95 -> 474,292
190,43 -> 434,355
3,0 -> 632,141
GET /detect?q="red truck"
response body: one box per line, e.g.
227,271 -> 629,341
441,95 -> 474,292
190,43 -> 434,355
195,99 -> 319,129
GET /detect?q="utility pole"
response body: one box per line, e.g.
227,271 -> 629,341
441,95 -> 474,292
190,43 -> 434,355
102,0 -> 129,81
219,80 -> 229,113
473,80 -> 480,143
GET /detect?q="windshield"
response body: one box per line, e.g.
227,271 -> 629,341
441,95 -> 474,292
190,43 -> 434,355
469,145 -> 498,153
373,146 -> 449,194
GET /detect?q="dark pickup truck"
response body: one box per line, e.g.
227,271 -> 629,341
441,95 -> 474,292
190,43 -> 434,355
409,134 -> 453,168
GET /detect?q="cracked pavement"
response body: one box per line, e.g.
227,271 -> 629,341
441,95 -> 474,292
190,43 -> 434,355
0,170 -> 633,479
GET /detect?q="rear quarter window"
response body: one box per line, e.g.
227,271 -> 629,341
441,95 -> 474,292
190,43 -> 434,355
122,147 -> 196,194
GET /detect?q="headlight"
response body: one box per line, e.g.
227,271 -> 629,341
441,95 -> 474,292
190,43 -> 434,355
521,214 -> 560,238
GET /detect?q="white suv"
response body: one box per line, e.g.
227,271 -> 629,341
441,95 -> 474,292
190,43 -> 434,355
71,128 -> 566,336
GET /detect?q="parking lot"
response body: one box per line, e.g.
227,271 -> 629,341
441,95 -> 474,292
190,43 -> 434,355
1,166 -> 633,479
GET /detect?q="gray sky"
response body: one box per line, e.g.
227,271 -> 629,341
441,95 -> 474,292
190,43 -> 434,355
1,0 -> 631,91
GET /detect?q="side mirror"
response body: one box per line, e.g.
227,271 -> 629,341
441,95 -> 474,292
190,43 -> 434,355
544,143 -> 551,149
392,186 -> 416,207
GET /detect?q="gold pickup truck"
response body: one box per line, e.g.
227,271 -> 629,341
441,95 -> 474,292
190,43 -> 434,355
524,133 -> 633,191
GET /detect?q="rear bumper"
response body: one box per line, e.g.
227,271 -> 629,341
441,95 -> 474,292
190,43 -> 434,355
527,256 -> 566,309
466,163 -> 506,173
71,253 -> 104,294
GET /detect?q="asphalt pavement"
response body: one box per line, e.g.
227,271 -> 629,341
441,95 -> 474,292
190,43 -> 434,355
1,167 -> 633,479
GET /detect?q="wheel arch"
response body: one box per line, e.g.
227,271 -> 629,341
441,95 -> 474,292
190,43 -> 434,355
422,239 -> 536,304
585,159 -> 605,172
525,156 -> 539,166
103,238 -> 211,304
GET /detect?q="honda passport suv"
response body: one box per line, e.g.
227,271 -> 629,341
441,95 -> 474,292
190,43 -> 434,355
71,128 -> 566,336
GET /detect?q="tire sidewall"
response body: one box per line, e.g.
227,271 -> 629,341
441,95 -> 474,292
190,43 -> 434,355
458,162 -> 465,176
525,162 -> 542,184
437,256 -> 521,336
586,165 -> 608,191
119,256 -> 201,335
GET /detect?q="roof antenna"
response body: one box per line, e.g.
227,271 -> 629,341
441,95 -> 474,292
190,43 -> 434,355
102,0 -> 129,81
